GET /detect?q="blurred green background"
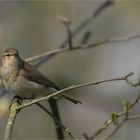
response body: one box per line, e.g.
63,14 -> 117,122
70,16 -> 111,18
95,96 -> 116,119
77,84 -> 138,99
1,0 -> 140,139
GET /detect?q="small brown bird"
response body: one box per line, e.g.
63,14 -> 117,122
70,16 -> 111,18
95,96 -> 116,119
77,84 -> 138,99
0,48 -> 80,103
0,48 -> 80,138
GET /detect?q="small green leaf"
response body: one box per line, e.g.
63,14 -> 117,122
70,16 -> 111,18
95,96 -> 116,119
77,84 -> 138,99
110,112 -> 118,125
122,100 -> 130,113
81,31 -> 92,45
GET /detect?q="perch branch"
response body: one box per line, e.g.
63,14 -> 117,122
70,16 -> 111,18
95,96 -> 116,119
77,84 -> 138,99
4,102 -> 19,140
17,72 -> 133,110
4,101 -> 77,140
3,71 -> 136,140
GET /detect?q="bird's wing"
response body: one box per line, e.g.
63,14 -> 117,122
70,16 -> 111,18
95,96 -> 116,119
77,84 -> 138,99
20,61 -> 59,90
20,61 -> 81,104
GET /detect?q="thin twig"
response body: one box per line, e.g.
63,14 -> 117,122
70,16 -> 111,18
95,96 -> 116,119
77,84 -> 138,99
58,15 -> 73,49
93,0 -> 114,18
84,92 -> 140,140
83,112 -> 124,140
18,72 -> 133,110
101,114 -> 140,140
128,115 -> 140,120
36,102 -> 77,140
102,118 -> 126,140
25,33 -> 140,64
87,34 -> 140,48
129,94 -> 140,109
31,0 -> 114,67
65,22 -> 72,49
58,0 -> 114,48
102,113 -> 140,140
36,102 -> 63,139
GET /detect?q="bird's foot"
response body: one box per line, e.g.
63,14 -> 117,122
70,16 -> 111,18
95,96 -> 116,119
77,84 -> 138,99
9,95 -> 23,109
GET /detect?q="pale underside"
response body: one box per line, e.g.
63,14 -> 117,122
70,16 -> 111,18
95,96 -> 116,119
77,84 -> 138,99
2,74 -> 70,102
2,75 -> 54,99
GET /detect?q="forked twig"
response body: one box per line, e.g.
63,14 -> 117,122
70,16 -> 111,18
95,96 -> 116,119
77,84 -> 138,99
84,92 -> 140,140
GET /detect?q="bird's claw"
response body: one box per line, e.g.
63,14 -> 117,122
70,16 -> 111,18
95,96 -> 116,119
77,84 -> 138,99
9,95 -> 23,109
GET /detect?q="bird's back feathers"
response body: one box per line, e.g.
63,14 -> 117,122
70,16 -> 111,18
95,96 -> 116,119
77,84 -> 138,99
20,60 -> 60,90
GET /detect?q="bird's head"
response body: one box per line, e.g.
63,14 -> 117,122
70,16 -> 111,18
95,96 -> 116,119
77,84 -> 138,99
1,48 -> 21,66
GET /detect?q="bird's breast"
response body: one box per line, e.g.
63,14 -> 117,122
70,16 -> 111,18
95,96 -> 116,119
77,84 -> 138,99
1,65 -> 51,99
1,66 -> 18,89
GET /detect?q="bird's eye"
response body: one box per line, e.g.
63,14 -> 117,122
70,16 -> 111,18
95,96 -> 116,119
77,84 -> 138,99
6,54 -> 10,56
4,54 -> 12,57
2,53 -> 13,57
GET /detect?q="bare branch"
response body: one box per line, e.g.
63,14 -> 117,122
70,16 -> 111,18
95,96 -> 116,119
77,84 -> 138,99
36,102 -> 77,140
4,102 -> 19,140
102,118 -> 126,140
17,72 -> 133,110
83,111 -> 125,140
3,72 -> 138,140
25,33 -> 140,65
83,92 -> 140,140
87,34 -> 140,48
92,0 -> 114,18
58,0 -> 114,49
104,113 -> 140,140
129,94 -> 140,109
128,115 -> 140,120
102,114 -> 140,140
58,15 -> 73,49
28,0 -> 114,67
4,72 -> 132,139
3,72 -> 133,139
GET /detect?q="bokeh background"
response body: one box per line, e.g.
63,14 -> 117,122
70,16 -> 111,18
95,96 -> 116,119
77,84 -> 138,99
0,0 -> 140,139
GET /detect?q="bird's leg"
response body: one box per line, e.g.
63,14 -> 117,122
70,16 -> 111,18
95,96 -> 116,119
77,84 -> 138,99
9,95 -> 23,109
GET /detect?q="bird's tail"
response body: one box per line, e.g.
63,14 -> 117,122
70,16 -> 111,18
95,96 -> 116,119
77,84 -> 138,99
48,99 -> 64,139
48,87 -> 81,104
62,94 -> 81,104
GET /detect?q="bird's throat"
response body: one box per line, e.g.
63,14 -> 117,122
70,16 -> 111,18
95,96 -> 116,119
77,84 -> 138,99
1,63 -> 19,84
